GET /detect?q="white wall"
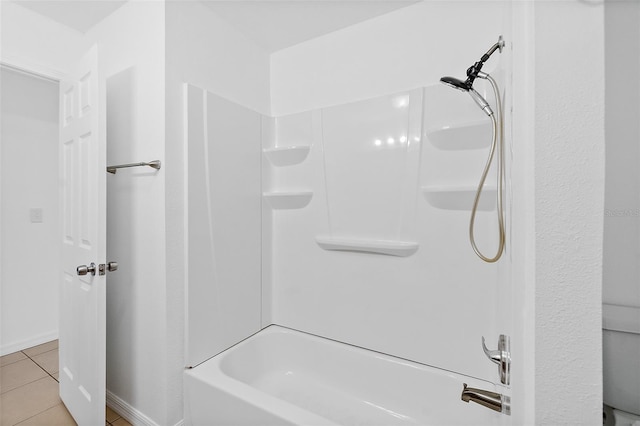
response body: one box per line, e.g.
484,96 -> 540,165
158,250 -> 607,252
268,0 -> 510,385
603,0 -> 640,309
0,67 -> 60,355
0,1 -> 85,78
165,2 -> 271,423
532,2 -> 604,424
165,1 -> 271,116
601,1 -> 640,416
271,1 -> 507,116
2,2 -> 172,424
0,2 -> 84,358
85,2 -> 168,425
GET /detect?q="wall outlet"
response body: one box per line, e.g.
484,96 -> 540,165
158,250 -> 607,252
30,208 -> 43,223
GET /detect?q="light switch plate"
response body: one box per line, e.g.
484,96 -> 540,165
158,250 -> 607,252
30,208 -> 43,223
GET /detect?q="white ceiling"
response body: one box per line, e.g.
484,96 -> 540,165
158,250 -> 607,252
199,0 -> 419,52
10,0 -> 128,33
10,0 -> 419,51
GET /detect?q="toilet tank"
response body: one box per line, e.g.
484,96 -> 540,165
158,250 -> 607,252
603,304 -> 640,416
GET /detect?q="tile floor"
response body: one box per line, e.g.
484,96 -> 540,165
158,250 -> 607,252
0,340 -> 131,426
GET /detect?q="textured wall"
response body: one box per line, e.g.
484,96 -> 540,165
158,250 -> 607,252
533,2 -> 604,424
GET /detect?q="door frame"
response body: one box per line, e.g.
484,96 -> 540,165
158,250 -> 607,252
0,55 -> 67,83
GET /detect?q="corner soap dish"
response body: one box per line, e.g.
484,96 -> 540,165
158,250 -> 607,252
263,146 -> 311,166
263,191 -> 313,209
422,185 -> 496,211
315,236 -> 419,257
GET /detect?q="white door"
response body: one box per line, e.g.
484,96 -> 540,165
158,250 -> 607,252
58,45 -> 106,425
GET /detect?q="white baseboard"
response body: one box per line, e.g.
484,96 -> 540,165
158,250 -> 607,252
0,330 -> 58,356
107,390 -> 158,426
106,390 -> 184,426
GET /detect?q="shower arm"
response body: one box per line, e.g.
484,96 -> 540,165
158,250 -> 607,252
465,36 -> 505,87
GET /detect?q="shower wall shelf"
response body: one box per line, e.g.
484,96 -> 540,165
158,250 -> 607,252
263,191 -> 313,209
426,121 -> 492,150
315,236 -> 419,257
263,146 -> 311,166
422,185 -> 496,211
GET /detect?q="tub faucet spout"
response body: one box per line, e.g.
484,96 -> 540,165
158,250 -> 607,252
461,383 -> 510,415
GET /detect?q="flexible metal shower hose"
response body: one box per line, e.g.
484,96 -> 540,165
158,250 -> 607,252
469,75 -> 505,263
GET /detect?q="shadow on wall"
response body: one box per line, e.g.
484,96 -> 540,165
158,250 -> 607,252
105,67 -> 136,393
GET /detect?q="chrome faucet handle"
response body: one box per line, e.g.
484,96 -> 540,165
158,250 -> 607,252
482,335 -> 511,385
482,337 -> 501,363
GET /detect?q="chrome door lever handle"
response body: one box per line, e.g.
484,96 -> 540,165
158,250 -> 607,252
77,262 -> 96,276
482,335 -> 511,385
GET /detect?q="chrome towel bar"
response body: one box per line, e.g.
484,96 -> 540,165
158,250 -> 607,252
107,160 -> 161,174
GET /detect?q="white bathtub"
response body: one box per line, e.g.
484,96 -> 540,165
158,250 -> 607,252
184,325 -> 505,425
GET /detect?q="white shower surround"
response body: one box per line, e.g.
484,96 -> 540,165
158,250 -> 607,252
266,0 -> 509,386
264,85 -> 505,383
183,2 -> 512,424
185,81 -> 507,376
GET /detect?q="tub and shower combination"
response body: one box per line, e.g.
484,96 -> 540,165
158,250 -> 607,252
182,2 -> 513,424
185,326 -> 504,425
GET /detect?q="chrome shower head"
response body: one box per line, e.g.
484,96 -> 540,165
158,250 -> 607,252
440,76 -> 471,92
439,75 -> 494,116
440,36 -> 504,117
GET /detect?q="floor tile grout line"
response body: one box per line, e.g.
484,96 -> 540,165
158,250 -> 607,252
23,347 -> 59,363
21,349 -> 59,383
0,342 -> 57,361
0,369 -> 52,396
107,405 -> 122,422
20,347 -> 58,358
5,342 -> 118,426
11,402 -> 67,426
0,355 -> 29,368
2,343 -> 65,425
1,354 -> 46,396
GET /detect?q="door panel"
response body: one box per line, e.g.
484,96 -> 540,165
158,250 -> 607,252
58,44 -> 106,426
